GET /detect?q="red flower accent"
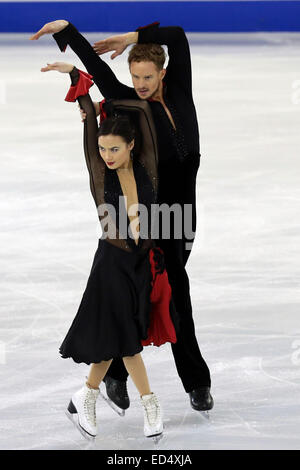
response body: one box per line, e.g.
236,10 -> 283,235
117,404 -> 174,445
65,69 -> 94,102
136,21 -> 160,31
141,247 -> 177,347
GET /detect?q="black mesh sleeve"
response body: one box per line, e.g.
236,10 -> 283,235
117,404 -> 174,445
69,66 -> 103,207
68,67 -> 131,252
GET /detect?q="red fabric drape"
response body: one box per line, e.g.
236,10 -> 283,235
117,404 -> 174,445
65,69 -> 94,102
141,247 -> 177,347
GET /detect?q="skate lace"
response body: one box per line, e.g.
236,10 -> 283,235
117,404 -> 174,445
84,391 -> 97,426
143,395 -> 160,426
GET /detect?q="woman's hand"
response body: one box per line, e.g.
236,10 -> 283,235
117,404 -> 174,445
40,62 -> 74,74
30,20 -> 69,40
93,32 -> 138,59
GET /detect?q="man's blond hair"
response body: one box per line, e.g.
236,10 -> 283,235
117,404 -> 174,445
128,43 -> 166,71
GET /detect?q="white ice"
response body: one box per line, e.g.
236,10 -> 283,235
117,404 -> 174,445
0,31 -> 300,450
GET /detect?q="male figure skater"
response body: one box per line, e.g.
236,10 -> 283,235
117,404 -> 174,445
30,19 -> 213,413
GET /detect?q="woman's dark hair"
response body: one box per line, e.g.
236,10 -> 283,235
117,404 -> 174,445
96,114 -> 142,158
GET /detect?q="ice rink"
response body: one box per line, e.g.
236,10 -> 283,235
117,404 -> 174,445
0,31 -> 300,450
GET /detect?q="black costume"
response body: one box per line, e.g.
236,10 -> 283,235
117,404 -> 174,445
53,21 -> 211,391
59,67 -> 177,363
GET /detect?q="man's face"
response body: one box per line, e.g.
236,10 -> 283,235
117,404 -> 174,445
130,61 -> 165,100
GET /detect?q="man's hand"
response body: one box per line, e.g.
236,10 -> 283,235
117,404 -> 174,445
93,32 -> 138,59
30,20 -> 69,40
40,62 -> 74,73
79,101 -> 100,122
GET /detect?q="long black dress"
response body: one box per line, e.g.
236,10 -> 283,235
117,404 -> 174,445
59,67 -> 178,364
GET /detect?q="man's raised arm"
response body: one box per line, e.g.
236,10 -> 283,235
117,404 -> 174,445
30,20 -> 135,100
135,22 -> 192,95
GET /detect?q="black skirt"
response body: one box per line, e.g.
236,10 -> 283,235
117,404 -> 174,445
59,238 -> 154,364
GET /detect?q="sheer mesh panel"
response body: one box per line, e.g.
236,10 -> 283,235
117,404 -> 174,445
70,67 -> 158,253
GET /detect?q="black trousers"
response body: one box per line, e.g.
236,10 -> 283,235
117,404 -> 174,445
104,130 -> 211,392
105,235 -> 211,393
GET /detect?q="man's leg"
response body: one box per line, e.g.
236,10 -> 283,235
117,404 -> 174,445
105,358 -> 129,381
158,238 -> 211,392
102,359 -> 130,414
169,266 -> 211,392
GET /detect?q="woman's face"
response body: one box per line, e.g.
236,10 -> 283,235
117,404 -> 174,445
98,134 -> 134,170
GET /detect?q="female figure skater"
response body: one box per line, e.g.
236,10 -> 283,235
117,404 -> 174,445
41,60 -> 178,441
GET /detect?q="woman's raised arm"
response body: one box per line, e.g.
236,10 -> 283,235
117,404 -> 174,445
41,61 -> 104,208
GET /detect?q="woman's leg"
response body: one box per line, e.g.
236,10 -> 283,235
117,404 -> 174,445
86,359 -> 113,390
66,361 -> 112,439
123,353 -> 163,437
122,353 -> 151,397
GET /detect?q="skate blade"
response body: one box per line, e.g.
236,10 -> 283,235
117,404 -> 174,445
152,432 -> 164,444
146,431 -> 164,444
146,424 -> 164,444
99,390 -> 125,417
65,410 -> 96,441
198,410 -> 210,420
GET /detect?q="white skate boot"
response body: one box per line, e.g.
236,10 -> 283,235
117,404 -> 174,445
140,392 -> 163,440
65,383 -> 99,440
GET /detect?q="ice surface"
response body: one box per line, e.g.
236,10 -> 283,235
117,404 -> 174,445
0,32 -> 300,450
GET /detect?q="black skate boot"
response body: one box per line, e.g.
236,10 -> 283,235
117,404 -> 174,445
189,386 -> 214,418
99,376 -> 130,417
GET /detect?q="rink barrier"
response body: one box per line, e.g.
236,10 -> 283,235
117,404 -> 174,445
0,1 -> 300,32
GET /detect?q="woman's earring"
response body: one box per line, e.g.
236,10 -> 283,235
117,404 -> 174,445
130,150 -> 134,159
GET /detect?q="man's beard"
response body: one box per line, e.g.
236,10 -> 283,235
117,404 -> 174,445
139,82 -> 160,100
